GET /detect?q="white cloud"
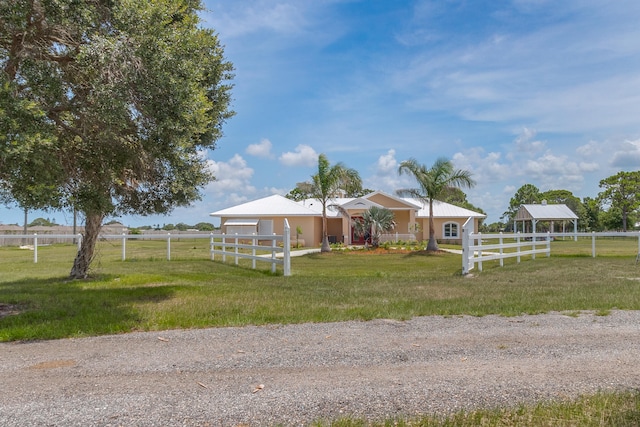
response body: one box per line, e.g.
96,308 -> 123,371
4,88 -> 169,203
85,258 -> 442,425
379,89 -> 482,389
365,149 -> 415,193
375,149 -> 398,175
205,154 -> 256,197
513,127 -> 546,154
246,138 -> 274,158
576,140 -> 602,158
279,144 -> 318,167
204,2 -> 307,38
610,139 -> 640,168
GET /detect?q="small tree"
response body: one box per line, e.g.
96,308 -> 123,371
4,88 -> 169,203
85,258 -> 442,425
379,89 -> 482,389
397,158 -> 475,251
352,206 -> 396,248
309,154 -> 362,252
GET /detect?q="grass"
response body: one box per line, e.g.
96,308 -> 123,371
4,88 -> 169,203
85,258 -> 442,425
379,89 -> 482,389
1,238 -> 639,425
316,390 -> 640,426
1,238 -> 640,341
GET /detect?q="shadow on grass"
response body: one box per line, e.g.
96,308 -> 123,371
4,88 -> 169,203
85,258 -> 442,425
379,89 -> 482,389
404,249 -> 450,257
0,275 -> 179,342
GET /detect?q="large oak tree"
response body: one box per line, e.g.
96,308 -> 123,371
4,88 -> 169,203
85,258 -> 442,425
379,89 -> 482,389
0,0 -> 234,278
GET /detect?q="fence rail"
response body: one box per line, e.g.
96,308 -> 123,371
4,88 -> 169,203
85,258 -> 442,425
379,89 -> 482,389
210,219 -> 291,276
461,226 -> 640,274
379,233 -> 417,243
1,219 -> 292,276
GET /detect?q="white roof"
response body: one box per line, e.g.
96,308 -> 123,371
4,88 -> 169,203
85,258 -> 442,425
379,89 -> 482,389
210,192 -> 486,219
402,198 -> 486,218
210,194 -> 319,217
516,204 -> 578,220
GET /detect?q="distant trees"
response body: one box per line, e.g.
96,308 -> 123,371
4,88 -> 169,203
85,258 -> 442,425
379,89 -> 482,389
499,172 -> 640,232
28,217 -> 57,227
598,171 -> 640,232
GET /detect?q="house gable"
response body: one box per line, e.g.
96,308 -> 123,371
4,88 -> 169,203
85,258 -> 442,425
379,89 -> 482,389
365,192 -> 422,210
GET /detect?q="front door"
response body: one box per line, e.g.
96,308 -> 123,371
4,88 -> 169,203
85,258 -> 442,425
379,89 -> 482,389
351,216 -> 366,245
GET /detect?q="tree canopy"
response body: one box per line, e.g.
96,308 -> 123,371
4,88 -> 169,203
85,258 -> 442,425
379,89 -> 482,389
598,171 -> 640,231
0,0 -> 234,277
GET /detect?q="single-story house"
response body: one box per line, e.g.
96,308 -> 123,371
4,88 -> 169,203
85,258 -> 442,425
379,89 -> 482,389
210,191 -> 486,247
514,202 -> 578,233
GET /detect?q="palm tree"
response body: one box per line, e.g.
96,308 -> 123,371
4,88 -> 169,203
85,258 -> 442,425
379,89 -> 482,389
353,206 -> 396,248
311,154 -> 362,252
397,157 -> 475,251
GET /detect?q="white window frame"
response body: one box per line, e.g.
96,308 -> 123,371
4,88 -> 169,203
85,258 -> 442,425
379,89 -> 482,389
443,222 -> 459,238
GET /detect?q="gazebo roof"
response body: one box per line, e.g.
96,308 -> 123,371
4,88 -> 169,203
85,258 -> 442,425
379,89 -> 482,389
515,203 -> 578,221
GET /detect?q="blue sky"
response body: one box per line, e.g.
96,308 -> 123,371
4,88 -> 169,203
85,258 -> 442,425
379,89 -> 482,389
2,0 -> 640,227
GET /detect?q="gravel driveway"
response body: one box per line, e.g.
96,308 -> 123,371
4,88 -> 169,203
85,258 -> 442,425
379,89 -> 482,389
1,310 -> 639,426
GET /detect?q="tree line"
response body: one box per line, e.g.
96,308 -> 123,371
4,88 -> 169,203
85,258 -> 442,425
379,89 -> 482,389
490,171 -> 640,232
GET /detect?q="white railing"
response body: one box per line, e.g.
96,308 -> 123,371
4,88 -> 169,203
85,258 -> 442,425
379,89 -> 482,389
210,219 -> 291,276
379,233 -> 417,243
462,230 -> 551,274
461,226 -> 640,274
0,219 -> 292,276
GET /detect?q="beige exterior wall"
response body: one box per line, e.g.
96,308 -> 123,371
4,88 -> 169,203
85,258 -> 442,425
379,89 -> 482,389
419,217 -> 480,243
220,216 -> 321,247
219,212 -> 482,248
367,193 -> 408,208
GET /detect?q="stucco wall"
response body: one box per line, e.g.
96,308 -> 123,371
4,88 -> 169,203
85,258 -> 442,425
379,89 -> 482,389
419,217 -> 479,243
220,216 -> 320,247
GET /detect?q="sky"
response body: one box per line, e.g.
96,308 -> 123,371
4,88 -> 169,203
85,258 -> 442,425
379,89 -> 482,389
2,0 -> 640,228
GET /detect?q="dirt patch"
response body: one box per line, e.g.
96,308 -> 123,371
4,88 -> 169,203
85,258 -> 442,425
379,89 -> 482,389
0,303 -> 21,319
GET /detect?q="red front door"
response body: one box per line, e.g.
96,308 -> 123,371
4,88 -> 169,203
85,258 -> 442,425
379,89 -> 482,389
351,217 -> 366,244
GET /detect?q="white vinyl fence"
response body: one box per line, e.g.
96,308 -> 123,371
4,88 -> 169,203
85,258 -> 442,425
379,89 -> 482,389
462,230 -> 551,274
1,220 -> 292,276
462,219 -> 640,274
210,219 -> 291,276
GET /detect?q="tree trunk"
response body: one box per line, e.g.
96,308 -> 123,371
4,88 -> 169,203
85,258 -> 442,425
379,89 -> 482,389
69,212 -> 104,279
426,199 -> 439,251
321,208 -> 331,252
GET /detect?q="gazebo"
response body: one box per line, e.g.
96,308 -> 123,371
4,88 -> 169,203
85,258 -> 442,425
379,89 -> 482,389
514,202 -> 578,235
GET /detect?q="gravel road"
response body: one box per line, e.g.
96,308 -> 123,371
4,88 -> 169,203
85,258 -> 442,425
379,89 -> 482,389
1,310 -> 639,426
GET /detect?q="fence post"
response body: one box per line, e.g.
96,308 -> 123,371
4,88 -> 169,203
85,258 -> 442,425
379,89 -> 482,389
516,232 -> 521,263
122,233 -> 126,261
532,233 -> 537,260
283,219 -> 291,276
222,233 -> 226,262
461,226 -> 469,274
477,232 -> 483,272
234,234 -> 239,265
252,233 -> 257,269
210,233 -> 215,261
167,233 -> 171,261
592,231 -> 596,258
271,233 -> 277,274
499,232 -> 504,267
77,234 -> 82,253
547,232 -> 551,257
33,233 -> 38,263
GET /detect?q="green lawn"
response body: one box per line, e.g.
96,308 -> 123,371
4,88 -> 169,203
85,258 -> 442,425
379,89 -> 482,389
2,239 -> 639,426
1,238 -> 639,341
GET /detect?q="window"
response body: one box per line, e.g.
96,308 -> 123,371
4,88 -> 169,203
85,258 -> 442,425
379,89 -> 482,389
443,222 -> 459,238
